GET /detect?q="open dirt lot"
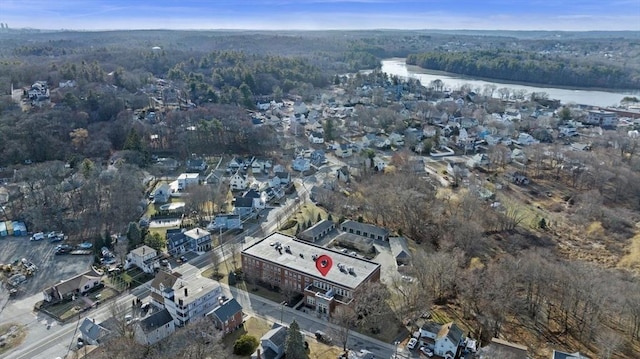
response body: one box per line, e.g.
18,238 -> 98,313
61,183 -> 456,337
0,236 -> 94,298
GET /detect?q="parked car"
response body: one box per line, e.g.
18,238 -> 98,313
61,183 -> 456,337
407,338 -> 418,350
30,232 -> 45,241
315,330 -> 332,344
420,346 -> 434,357
78,242 -> 93,249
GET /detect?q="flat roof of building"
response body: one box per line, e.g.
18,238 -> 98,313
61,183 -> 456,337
242,232 -> 380,290
171,273 -> 220,306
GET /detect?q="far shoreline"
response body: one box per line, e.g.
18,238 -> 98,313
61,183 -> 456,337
385,57 -> 639,95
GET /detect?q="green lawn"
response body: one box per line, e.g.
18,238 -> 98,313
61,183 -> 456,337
0,323 -> 26,356
280,202 -> 330,236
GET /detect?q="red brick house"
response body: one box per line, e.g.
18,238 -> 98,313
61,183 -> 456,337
207,298 -> 243,334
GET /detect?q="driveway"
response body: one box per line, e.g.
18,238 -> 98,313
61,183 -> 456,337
0,236 -> 94,299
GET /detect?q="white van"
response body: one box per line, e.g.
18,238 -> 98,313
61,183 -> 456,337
30,232 -> 45,241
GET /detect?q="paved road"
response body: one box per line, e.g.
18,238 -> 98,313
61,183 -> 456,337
2,178 -> 406,359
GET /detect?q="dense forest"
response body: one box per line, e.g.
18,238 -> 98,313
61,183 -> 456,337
406,50 -> 640,89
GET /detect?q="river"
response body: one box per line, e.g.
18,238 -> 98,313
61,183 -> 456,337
380,58 -> 639,108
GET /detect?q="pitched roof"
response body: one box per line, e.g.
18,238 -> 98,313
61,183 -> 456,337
262,323 -> 288,347
552,350 -> 591,359
437,322 -> 464,345
421,322 -> 442,335
275,171 -> 290,179
138,309 -> 174,333
243,189 -> 261,198
79,318 -> 110,342
208,298 -> 242,322
299,219 -> 335,240
234,196 -> 254,208
47,270 -> 102,297
389,237 -> 411,260
151,271 -> 181,292
340,220 -> 389,238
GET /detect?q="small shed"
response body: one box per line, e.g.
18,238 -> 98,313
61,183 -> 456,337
12,221 -> 26,236
389,237 -> 411,265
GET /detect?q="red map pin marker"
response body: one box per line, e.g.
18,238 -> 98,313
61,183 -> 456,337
315,254 -> 333,277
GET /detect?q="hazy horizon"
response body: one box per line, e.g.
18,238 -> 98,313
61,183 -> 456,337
1,0 -> 639,32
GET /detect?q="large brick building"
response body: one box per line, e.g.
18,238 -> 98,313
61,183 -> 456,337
241,233 -> 381,317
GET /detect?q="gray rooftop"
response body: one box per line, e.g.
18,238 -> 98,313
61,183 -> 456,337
389,237 -> 411,259
170,267 -> 221,306
130,245 -> 156,257
242,233 -> 380,290
139,308 -> 173,333
208,298 -> 242,322
299,219 -> 335,239
184,227 -> 210,240
340,220 -> 389,238
262,323 -> 288,347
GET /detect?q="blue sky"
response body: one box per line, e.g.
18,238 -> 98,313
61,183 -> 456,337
1,0 -> 639,31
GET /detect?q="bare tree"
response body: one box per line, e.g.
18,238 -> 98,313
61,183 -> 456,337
331,305 -> 357,351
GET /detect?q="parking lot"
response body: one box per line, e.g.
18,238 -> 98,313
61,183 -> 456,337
0,236 -> 94,298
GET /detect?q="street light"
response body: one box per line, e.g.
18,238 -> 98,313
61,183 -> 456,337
280,301 -> 287,324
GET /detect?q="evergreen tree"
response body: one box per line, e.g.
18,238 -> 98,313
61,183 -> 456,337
285,320 -> 306,359
126,222 -> 142,250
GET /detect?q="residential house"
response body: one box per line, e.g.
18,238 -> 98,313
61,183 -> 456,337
167,228 -> 189,255
551,350 -> 591,359
477,338 -> 528,359
207,214 -> 242,232
186,158 -> 207,172
466,153 -> 490,168
336,166 -> 350,182
252,159 -> 272,173
183,228 -> 212,252
310,150 -> 326,166
335,143 -> 353,158
389,237 -> 411,265
133,308 -> 176,345
230,172 -> 249,191
419,322 -> 464,358
298,220 -> 335,243
177,173 -> 200,191
79,318 -> 113,346
515,133 -> 540,146
457,128 -> 476,152
308,131 -> 325,144
151,183 -> 171,204
361,133 -> 379,148
155,157 -> 179,172
253,323 -> 288,359
340,220 -> 389,241
125,245 -> 159,274
275,171 -> 291,185
243,189 -> 267,210
207,297 -> 243,334
150,271 -> 182,308
163,274 -> 223,326
43,270 -> 102,303
586,110 -> 617,128
388,132 -> 405,146
234,197 -> 256,218
294,102 -> 309,115
292,157 -> 311,172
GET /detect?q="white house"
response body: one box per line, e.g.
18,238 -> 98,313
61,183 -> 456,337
335,143 -> 353,158
419,322 -> 464,358
133,308 -> 175,345
586,110 -> 617,128
308,131 -> 325,144
177,173 -> 199,191
292,157 -> 311,172
151,183 -> 171,204
125,245 -> 158,274
163,275 -> 223,327
515,133 -> 539,146
230,172 -> 249,191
